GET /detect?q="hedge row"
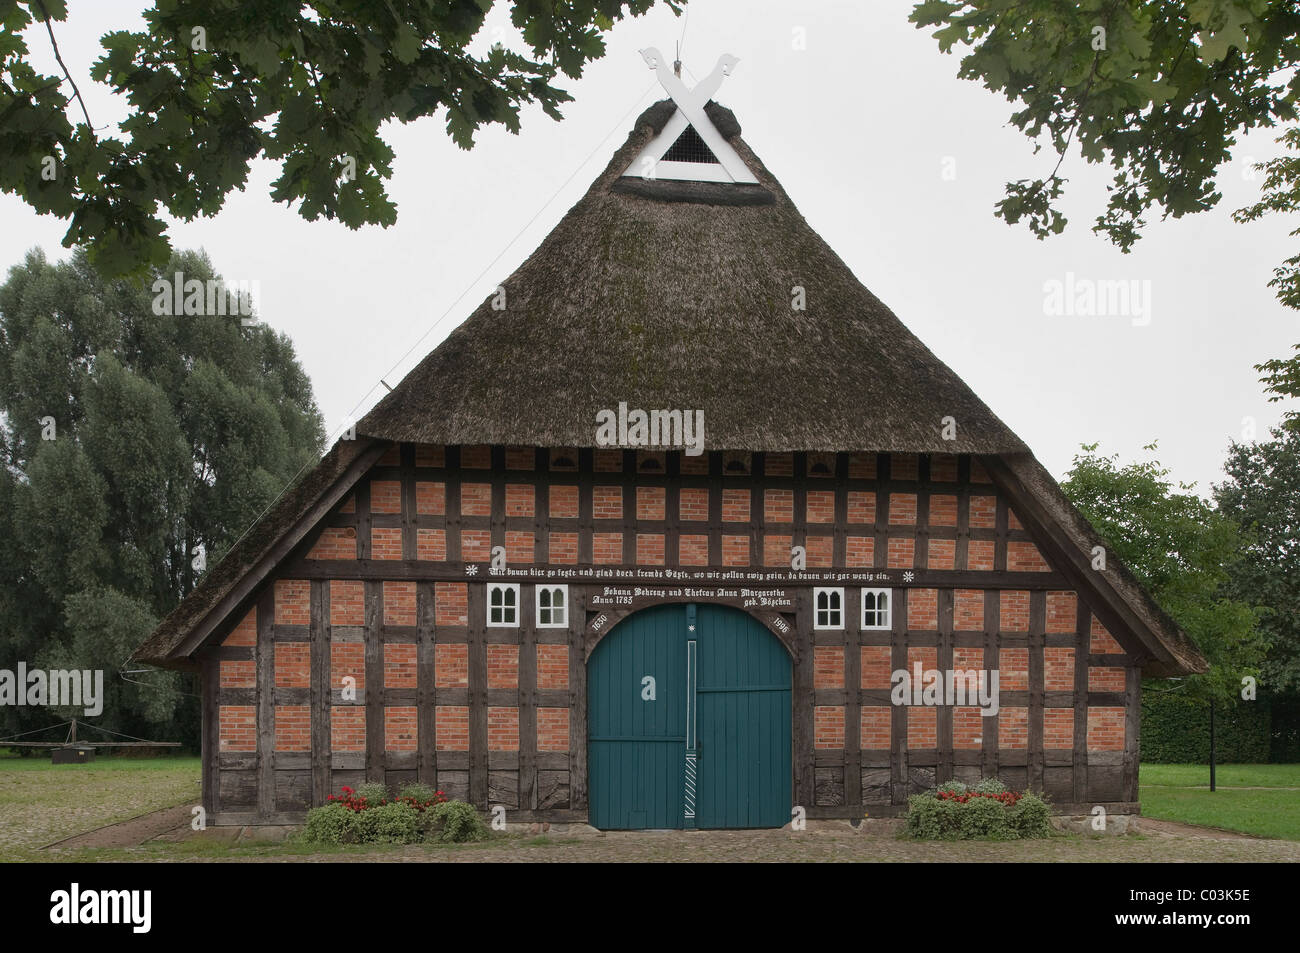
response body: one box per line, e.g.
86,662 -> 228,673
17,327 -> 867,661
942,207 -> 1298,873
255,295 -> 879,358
1139,691 -> 1274,763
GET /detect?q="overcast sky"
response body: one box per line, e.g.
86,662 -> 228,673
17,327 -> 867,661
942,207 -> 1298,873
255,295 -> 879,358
3,0 -> 1295,495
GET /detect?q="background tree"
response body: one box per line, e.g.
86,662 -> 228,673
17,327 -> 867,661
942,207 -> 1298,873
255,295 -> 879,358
1215,427 -> 1300,756
910,0 -> 1300,426
0,246 -> 325,749
1061,443 -> 1265,708
0,0 -> 676,276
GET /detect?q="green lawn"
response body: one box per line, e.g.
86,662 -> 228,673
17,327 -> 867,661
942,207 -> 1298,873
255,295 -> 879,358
1139,763 -> 1300,841
0,754 -> 200,860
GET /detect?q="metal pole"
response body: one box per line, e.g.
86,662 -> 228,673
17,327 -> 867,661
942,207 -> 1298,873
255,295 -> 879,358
1209,700 -> 1216,793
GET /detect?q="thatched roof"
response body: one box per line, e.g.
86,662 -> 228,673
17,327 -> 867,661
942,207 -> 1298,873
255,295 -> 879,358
355,100 -> 1028,455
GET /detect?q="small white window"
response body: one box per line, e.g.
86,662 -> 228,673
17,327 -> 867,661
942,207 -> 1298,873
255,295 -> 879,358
487,583 -> 519,627
862,588 -> 891,630
813,587 -> 844,629
537,585 -> 568,628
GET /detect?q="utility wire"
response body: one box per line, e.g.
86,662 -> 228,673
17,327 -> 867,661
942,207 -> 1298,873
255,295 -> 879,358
0,720 -> 73,743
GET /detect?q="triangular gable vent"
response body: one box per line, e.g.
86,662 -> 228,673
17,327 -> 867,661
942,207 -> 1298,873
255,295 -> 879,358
663,124 -> 719,164
623,48 -> 759,185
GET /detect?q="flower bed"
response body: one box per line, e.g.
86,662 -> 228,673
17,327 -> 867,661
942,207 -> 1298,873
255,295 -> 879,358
302,782 -> 489,845
903,778 -> 1052,840
327,783 -> 446,813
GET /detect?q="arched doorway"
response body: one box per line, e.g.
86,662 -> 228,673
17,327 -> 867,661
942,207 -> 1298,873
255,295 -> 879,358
587,602 -> 792,829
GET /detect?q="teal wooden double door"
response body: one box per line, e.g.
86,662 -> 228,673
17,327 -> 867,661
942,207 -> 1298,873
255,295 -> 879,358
587,603 -> 792,829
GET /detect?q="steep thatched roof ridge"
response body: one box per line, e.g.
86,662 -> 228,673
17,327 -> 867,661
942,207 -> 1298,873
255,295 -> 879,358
133,438 -> 384,669
355,100 -> 1028,455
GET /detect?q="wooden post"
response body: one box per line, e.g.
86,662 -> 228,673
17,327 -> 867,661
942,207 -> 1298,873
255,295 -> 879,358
310,579 -> 330,806
468,583 -> 488,807
891,578 -> 908,804
982,589 -> 1000,782
1072,603 -> 1090,804
936,588 -> 954,784
1123,665 -> 1141,803
1027,590 -> 1046,793
416,581 -> 437,786
256,586 -> 275,819
792,587 -> 815,812
201,653 -> 218,818
364,581 -> 383,784
844,584 -> 862,808
518,581 -> 538,812
569,597 -> 588,812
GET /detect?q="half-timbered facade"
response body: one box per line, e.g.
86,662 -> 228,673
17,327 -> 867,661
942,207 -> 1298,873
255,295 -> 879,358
136,83 -> 1205,827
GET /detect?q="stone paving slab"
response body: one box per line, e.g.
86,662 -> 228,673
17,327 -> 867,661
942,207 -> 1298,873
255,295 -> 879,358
43,803 -> 193,850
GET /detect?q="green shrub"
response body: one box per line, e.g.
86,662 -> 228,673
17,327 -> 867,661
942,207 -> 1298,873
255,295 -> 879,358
903,794 -> 962,840
960,796 -> 1012,839
355,781 -> 389,806
971,776 -> 1007,795
935,780 -> 967,796
354,801 -> 420,844
397,781 -> 441,804
1007,792 -> 1052,838
422,800 -> 489,843
302,803 -> 360,845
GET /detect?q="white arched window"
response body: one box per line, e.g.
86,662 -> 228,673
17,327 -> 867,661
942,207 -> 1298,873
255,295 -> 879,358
862,588 -> 891,630
537,585 -> 568,628
487,583 -> 519,627
813,587 -> 844,630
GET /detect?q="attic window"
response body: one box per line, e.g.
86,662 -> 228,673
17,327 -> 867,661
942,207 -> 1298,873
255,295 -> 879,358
663,125 -> 718,164
637,451 -> 666,471
807,452 -> 836,477
722,451 -> 751,475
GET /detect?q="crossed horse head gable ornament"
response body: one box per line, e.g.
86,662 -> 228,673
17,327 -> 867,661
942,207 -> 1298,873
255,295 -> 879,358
623,48 -> 758,185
